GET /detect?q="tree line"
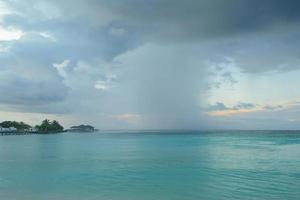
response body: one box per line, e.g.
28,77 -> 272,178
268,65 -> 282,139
35,119 -> 64,133
0,121 -> 31,130
0,119 -> 64,133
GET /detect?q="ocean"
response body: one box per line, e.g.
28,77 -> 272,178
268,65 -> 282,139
0,130 -> 299,200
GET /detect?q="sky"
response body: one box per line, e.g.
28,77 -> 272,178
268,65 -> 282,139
1,0 -> 300,130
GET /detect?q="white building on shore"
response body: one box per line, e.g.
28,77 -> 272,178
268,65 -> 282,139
28,127 -> 38,132
0,126 -> 17,132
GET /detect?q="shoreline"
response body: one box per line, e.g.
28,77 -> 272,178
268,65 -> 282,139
0,131 -> 65,136
0,130 -> 98,136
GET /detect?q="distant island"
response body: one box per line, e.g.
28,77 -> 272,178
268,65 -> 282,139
0,120 -> 97,136
67,125 -> 96,132
35,119 -> 64,133
0,119 -> 64,135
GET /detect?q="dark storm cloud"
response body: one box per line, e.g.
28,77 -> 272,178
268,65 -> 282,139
5,0 -> 300,42
0,73 -> 68,105
115,0 -> 300,40
2,14 -> 141,61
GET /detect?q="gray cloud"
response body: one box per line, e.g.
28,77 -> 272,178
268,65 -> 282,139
209,102 -> 300,130
207,102 -> 229,112
208,102 -> 256,112
263,105 -> 283,110
0,33 -> 69,112
232,102 -> 256,110
221,72 -> 237,85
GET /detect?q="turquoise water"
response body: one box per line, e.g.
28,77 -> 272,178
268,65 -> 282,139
0,131 -> 300,200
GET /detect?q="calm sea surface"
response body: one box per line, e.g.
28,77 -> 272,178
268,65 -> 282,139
0,130 -> 300,200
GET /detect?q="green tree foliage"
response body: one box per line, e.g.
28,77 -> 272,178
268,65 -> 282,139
51,120 -> 64,132
0,121 -> 31,130
35,119 -> 64,133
